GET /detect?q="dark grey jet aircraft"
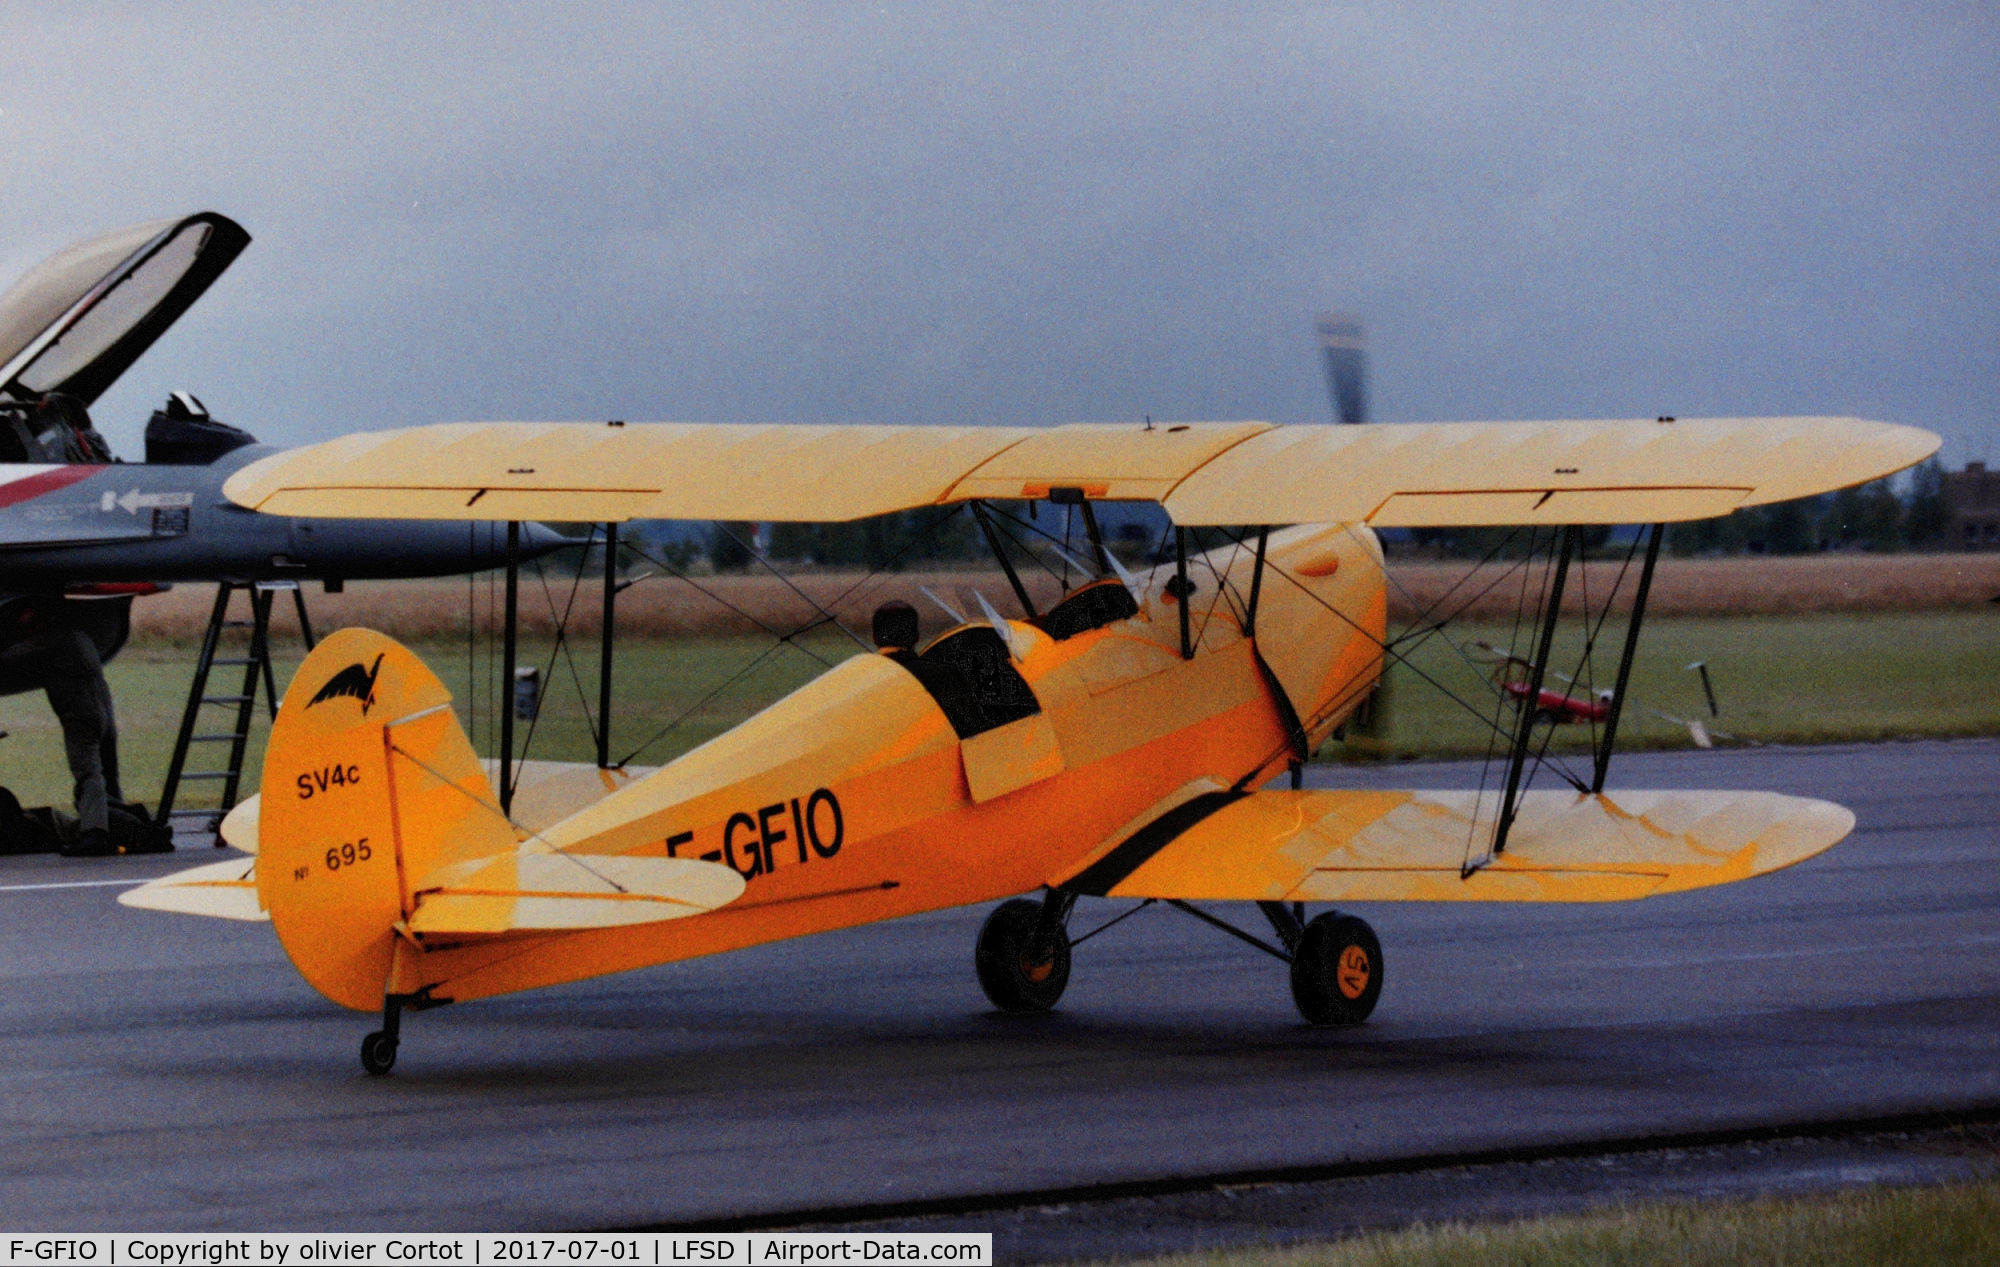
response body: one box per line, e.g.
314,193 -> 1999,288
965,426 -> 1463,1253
0,211 -> 560,687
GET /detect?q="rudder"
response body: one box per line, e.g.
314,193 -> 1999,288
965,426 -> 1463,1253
259,628 -> 513,1011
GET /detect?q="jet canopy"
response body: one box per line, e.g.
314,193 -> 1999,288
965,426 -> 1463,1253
0,212 -> 249,408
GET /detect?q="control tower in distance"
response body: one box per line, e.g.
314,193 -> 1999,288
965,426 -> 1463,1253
1315,312 -> 1367,425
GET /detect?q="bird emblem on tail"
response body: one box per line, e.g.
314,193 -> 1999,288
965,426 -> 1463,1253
307,653 -> 386,715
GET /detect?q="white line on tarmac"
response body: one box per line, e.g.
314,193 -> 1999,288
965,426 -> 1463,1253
0,878 -> 147,892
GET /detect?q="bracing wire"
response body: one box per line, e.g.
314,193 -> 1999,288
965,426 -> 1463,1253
1460,527 -> 1552,868
981,503 -> 1090,590
543,529 -> 611,728
791,504 -> 973,628
609,505 -> 972,768
1197,524 -> 1520,750
708,522 -> 873,654
1465,527 -> 1656,857
1188,528 -> 1248,649
614,641 -> 791,768
386,741 -> 628,893
513,539 -> 597,769
616,539 -> 838,668
1333,521 -> 1532,718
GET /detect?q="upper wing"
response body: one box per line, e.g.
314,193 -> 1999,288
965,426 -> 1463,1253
225,422 -> 1040,523
1162,416 -> 1938,526
219,419 -> 1269,524
224,416 -> 1937,527
1056,787 -> 1853,903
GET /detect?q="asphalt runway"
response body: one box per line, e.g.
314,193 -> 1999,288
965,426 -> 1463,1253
819,1117 -> 2000,1260
1,738 -> 1994,1237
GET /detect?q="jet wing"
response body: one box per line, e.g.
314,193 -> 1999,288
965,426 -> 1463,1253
223,416 -> 1937,527
1055,787 -> 1853,903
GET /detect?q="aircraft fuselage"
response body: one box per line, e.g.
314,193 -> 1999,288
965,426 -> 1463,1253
0,445 -> 523,585
357,524 -> 1388,1008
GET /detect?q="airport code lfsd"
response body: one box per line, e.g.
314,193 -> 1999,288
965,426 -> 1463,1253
3,1239 -> 990,1267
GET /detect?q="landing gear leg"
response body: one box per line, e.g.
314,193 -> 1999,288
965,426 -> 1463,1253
361,996 -> 401,1076
976,890 -> 1075,1013
1257,901 -> 1304,954
1289,912 -> 1383,1026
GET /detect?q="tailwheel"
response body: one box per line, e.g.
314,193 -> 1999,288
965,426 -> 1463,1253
361,993 -> 405,1075
1290,913 -> 1382,1026
360,1030 -> 398,1076
975,897 -> 1071,1013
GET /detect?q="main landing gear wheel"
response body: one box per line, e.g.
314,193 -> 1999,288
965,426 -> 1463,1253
976,898 -> 1071,1013
360,1029 -> 398,1075
1290,913 -> 1382,1026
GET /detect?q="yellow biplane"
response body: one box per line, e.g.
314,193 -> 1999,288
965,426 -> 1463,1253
122,415 -> 1936,1074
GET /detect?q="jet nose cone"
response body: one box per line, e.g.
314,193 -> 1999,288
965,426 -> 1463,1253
460,519 -> 589,572
517,521 -> 575,561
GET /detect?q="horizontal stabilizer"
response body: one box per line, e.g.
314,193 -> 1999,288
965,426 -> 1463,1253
1059,787 -> 1853,903
479,759 -> 659,833
407,851 -> 744,936
218,796 -> 259,853
117,858 -> 267,921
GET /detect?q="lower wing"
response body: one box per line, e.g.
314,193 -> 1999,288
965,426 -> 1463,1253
1057,787 -> 1852,903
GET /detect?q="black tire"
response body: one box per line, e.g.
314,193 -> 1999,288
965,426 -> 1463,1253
360,1030 -> 398,1076
1290,913 -> 1383,1026
975,897 -> 1071,1013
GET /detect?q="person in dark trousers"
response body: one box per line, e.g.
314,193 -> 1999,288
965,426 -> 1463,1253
0,599 -> 121,856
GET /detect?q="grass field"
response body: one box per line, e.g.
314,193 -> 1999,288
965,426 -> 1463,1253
1344,609 -> 2000,762
1102,1177 -> 2000,1267
0,625 -> 859,815
0,609 -> 1993,814
117,552 -> 2000,643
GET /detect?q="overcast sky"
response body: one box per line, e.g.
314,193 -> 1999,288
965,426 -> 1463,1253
5,3 -> 1995,467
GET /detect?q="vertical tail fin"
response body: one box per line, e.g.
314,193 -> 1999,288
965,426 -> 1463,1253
258,628 -> 513,1010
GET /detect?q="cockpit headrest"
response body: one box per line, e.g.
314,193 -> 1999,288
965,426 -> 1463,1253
873,600 -> 920,650
144,393 -> 255,465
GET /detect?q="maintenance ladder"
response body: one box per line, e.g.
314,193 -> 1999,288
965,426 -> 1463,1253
155,581 -> 315,846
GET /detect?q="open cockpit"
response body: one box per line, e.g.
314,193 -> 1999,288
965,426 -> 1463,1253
0,213 -> 251,468
1034,578 -> 1139,641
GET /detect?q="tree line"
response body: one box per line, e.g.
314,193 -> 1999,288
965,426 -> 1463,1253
546,457 -> 1967,577
1409,458 -> 1962,559
1666,457 -> 1954,556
